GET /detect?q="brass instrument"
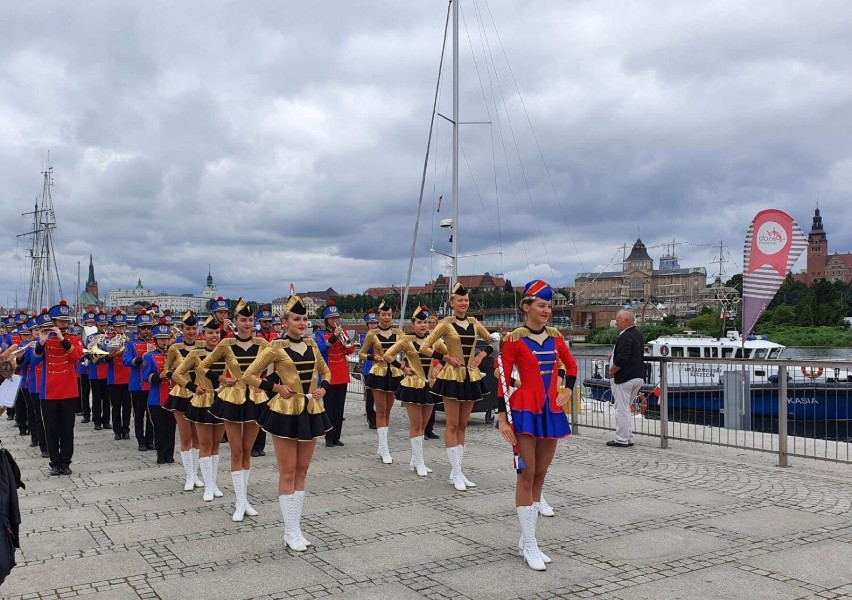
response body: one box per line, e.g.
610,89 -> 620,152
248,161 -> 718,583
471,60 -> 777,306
105,333 -> 127,355
337,327 -> 356,349
83,334 -> 109,359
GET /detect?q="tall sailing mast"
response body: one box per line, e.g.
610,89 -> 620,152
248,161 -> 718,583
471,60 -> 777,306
17,164 -> 63,312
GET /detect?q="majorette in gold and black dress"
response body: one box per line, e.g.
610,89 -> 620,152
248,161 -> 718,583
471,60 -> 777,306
419,283 -> 493,401
243,297 -> 333,441
163,310 -> 203,414
359,300 -> 404,392
199,299 -> 270,423
171,316 -> 224,426
383,306 -> 448,406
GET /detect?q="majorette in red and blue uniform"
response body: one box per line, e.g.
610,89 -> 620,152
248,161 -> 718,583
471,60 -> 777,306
498,280 -> 577,440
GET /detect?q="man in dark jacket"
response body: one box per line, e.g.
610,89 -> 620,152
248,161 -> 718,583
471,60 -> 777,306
607,310 -> 645,447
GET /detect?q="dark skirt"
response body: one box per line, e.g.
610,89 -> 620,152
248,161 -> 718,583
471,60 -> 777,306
256,404 -> 332,441
395,385 -> 436,405
185,404 -> 222,425
431,377 -> 489,402
208,395 -> 257,423
163,395 -> 190,413
365,371 -> 403,393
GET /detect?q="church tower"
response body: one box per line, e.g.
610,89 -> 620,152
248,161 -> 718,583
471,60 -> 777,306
85,254 -> 99,300
807,208 -> 827,284
202,266 -> 217,300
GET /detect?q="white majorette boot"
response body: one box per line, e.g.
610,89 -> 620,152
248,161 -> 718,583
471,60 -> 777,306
538,494 -> 555,517
293,490 -> 311,547
191,448 -> 204,488
517,505 -> 546,571
410,437 -> 432,473
412,436 -> 428,477
457,445 -> 476,488
279,494 -> 307,552
200,457 -> 215,502
518,501 -> 551,564
210,455 -> 223,497
447,446 -> 466,491
377,427 -> 393,464
181,450 -> 195,491
231,470 -> 246,522
243,469 -> 258,517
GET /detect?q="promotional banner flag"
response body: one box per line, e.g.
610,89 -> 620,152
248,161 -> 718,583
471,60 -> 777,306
742,209 -> 807,338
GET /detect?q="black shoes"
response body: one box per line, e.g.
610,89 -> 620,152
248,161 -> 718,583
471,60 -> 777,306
115,433 -> 122,440
49,466 -> 61,476
81,416 -> 90,424
138,443 -> 147,451
94,423 -> 102,430
102,422 -> 111,430
30,440 -> 39,448
165,456 -> 174,464
41,451 -> 49,458
424,431 -> 439,439
368,422 -> 377,430
606,440 -> 634,448
334,440 -> 344,446
122,432 -> 130,440
147,442 -> 155,450
251,449 -> 266,457
325,440 -> 335,447
60,466 -> 72,475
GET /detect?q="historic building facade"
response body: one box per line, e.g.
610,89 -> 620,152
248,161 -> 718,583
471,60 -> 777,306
802,208 -> 852,284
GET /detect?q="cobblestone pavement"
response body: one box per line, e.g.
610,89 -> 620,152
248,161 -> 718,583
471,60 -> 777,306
3,397 -> 852,600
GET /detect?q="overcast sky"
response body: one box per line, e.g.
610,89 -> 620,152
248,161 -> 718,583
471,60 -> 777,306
2,0 -> 851,307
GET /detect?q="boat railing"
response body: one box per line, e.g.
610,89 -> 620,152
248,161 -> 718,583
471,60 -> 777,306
572,354 -> 852,466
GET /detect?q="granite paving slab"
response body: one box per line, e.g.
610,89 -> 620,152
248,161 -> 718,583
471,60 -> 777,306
743,540 -> 852,589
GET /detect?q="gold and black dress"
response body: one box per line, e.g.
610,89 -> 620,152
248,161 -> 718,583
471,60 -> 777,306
243,337 -> 332,441
420,316 -> 492,401
359,326 -> 405,392
199,336 -> 270,423
163,340 -> 202,413
171,347 -> 223,425
382,335 -> 448,405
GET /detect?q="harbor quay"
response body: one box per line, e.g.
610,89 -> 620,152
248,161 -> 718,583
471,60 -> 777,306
4,393 -> 852,600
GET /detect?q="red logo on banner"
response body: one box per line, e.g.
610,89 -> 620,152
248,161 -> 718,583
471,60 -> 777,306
748,209 -> 794,276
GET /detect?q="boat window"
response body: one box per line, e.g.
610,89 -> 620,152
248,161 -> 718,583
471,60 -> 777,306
704,347 -> 719,358
768,348 -> 782,359
742,349 -> 751,358
687,347 -> 701,358
733,348 -> 743,358
752,349 -> 767,359
671,347 -> 684,358
722,348 -> 734,358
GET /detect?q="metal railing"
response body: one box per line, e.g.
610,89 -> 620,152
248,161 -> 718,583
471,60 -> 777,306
572,354 -> 852,465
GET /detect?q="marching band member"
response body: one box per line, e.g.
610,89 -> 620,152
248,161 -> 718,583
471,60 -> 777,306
87,310 -> 111,430
10,316 -> 30,437
243,295 -> 331,552
497,280 -> 577,571
172,316 -> 224,500
198,298 -> 269,521
24,311 -> 51,457
419,282 -> 492,491
271,313 -> 282,337
2,315 -> 17,422
124,310 -> 156,450
32,300 -> 84,476
358,299 -> 404,464
106,310 -> 131,437
315,300 -> 355,448
359,310 -> 378,430
164,311 -> 204,487
210,296 -> 234,339
78,310 -> 96,424
14,318 -> 38,445
142,320 -> 175,464
251,306 -> 276,458
382,305 -> 446,477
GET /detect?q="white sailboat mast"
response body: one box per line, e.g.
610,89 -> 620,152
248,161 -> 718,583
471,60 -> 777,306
451,0 -> 459,290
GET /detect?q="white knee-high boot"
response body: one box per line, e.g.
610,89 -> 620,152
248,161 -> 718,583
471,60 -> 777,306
181,450 -> 195,491
243,469 -> 258,517
210,455 -> 223,497
457,445 -> 476,487
279,494 -> 307,552
231,470 -> 246,522
411,436 -> 428,477
200,457 -> 215,502
191,448 -> 204,487
293,490 -> 311,547
518,502 -> 552,563
517,505 -> 546,571
377,427 -> 392,464
447,446 -> 466,491
538,494 -> 555,517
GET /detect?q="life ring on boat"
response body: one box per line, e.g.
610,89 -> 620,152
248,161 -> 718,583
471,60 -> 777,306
659,345 -> 669,357
800,366 -> 823,379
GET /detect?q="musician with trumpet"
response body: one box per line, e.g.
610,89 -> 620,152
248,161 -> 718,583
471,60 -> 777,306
78,311 -> 96,425
22,310 -> 51,457
210,296 -> 235,339
105,310 -> 131,437
123,310 -> 156,451
143,319 -> 176,464
86,310 -> 111,430
314,300 -> 355,449
32,300 -> 84,476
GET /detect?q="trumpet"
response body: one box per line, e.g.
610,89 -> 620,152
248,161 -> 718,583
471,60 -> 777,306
336,327 -> 355,348
11,341 -> 37,356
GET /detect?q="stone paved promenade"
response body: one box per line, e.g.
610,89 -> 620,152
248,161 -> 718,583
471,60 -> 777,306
3,397 -> 852,600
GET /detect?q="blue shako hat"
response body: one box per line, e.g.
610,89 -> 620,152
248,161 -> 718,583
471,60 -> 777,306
2,315 -> 13,328
257,306 -> 273,321
522,279 -> 553,302
26,316 -> 38,330
363,309 -> 378,324
48,300 -> 73,321
271,313 -> 281,326
134,310 -> 154,326
82,311 -> 96,324
15,310 -> 28,325
94,310 -> 109,325
162,310 -> 173,324
411,305 -> 431,321
321,300 -> 340,320
17,322 -> 30,333
210,296 -> 228,312
35,308 -> 51,327
151,318 -> 172,339
111,310 -> 128,326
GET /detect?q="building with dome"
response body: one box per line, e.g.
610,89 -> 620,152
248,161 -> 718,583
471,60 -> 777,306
106,270 -> 218,314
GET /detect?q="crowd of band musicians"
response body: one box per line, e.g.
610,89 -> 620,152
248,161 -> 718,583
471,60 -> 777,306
2,279 -> 578,572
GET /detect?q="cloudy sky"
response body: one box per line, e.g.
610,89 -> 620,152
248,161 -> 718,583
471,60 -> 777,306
2,0 -> 851,307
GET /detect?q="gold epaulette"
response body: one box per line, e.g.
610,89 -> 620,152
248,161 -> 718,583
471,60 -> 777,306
546,326 -> 563,338
506,327 -> 531,342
